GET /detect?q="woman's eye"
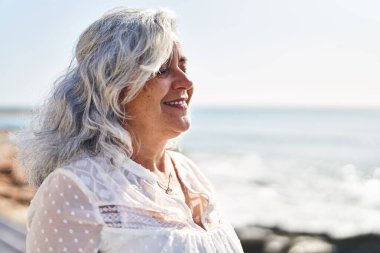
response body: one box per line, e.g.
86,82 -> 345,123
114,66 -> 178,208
156,67 -> 169,77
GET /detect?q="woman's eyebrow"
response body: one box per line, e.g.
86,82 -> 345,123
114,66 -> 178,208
179,56 -> 187,64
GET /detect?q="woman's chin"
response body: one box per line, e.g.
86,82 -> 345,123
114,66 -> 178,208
179,115 -> 191,131
168,117 -> 191,137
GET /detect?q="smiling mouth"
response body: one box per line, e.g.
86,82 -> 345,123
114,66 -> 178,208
163,99 -> 188,109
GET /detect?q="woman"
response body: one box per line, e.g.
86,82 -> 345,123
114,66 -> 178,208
19,7 -> 244,253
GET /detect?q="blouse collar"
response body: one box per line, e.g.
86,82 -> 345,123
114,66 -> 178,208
122,158 -> 156,184
121,150 -> 183,185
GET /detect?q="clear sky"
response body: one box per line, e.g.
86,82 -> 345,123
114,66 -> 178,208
1,0 -> 379,108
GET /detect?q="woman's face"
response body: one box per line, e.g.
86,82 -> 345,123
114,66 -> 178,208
123,43 -> 193,140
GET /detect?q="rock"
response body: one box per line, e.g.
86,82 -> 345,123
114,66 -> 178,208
0,134 -> 27,186
236,225 -> 273,253
264,234 -> 291,253
0,142 -> 15,172
0,184 -> 17,199
333,234 -> 380,253
0,130 -> 36,225
288,236 -> 334,253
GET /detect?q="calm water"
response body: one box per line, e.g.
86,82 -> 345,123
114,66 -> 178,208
183,107 -> 380,170
2,106 -> 380,238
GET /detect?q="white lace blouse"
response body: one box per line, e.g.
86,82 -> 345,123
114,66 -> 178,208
26,151 -> 244,253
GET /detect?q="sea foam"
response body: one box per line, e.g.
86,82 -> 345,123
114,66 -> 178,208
188,151 -> 380,239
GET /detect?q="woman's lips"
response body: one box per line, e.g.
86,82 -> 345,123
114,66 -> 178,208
163,98 -> 188,109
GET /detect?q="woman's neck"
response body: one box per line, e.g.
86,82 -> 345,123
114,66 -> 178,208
125,123 -> 175,174
131,137 -> 170,174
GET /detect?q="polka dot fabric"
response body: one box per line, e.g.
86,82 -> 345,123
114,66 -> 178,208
26,151 -> 244,252
27,170 -> 103,252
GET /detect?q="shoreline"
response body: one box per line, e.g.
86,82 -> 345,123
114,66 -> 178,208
235,225 -> 380,253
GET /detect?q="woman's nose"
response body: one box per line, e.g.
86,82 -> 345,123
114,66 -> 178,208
172,68 -> 193,90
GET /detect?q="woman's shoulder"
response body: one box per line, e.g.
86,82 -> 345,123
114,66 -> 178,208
33,154 -> 117,204
34,156 -> 102,203
61,152 -> 110,173
61,154 -> 121,200
27,160 -> 105,234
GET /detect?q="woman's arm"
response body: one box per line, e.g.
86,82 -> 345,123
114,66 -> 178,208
26,169 -> 103,253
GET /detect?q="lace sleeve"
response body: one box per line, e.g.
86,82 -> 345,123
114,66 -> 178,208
26,169 -> 103,253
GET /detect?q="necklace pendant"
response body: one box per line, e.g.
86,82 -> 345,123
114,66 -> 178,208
165,187 -> 173,194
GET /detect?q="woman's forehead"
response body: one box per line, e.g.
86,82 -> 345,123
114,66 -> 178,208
172,42 -> 187,62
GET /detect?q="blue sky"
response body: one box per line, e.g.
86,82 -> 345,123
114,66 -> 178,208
1,0 -> 379,107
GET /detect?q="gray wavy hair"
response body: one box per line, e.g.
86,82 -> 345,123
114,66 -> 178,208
17,8 -> 177,187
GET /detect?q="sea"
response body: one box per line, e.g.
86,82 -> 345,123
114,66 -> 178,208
1,106 -> 380,238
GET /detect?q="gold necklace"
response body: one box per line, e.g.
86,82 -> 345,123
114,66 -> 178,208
156,172 -> 174,194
